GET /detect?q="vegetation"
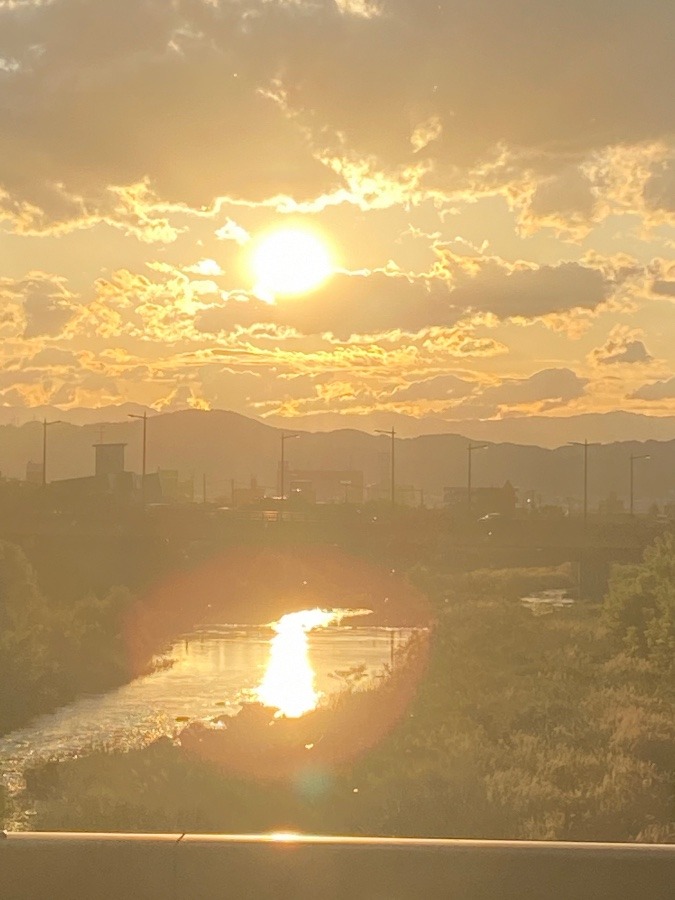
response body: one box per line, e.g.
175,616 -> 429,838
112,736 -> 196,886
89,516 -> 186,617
5,541 -> 672,842
604,533 -> 675,671
408,562 -> 575,604
0,540 -> 136,735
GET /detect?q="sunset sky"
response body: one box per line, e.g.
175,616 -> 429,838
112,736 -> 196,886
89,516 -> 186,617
1,0 -> 674,439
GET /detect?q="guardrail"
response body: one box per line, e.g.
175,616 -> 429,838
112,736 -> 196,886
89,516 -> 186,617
1,832 -> 674,899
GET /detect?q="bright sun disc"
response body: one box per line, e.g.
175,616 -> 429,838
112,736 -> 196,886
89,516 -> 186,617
251,228 -> 333,300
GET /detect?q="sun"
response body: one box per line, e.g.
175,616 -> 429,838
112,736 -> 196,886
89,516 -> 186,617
250,228 -> 333,301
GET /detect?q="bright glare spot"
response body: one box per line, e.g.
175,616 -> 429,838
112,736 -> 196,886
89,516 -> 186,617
250,228 -> 333,301
256,607 -> 371,718
269,832 -> 300,842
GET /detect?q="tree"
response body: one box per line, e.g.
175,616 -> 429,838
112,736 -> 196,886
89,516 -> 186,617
604,533 -> 675,669
0,541 -> 54,732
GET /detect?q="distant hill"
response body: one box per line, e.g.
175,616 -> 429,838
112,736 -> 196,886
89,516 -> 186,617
260,410 -> 675,446
2,404 -> 675,447
1,408 -> 674,509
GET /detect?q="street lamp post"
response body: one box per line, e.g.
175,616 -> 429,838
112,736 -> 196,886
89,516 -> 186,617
280,432 -> 300,504
467,442 -> 488,513
42,418 -> 64,487
128,412 -> 148,502
629,453 -> 650,516
375,428 -> 396,506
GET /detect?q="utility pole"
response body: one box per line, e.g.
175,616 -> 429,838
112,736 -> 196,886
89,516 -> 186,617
128,412 -> 148,502
280,432 -> 300,511
467,442 -> 488,513
42,418 -> 64,487
375,428 -> 396,506
568,439 -> 598,527
629,453 -> 650,516
568,438 -> 599,600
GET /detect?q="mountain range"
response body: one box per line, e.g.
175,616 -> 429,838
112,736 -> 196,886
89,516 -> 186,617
1,408 -> 673,510
1,405 -> 674,447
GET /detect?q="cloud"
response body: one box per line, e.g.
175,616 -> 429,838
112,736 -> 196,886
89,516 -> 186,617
183,259 -> 223,277
411,116 -> 443,154
0,272 -> 78,339
630,377 -> 675,401
390,373 -> 475,403
653,280 -> 675,297
643,158 -> 675,216
476,368 -> 588,412
194,253 -> 614,339
0,0 -> 339,233
436,252 -> 611,320
596,340 -> 651,366
591,326 -> 653,366
278,2 -> 674,162
24,347 -> 78,369
252,364 -> 588,422
215,218 -> 250,245
194,270 -> 457,339
0,0 -> 673,235
516,166 -> 597,238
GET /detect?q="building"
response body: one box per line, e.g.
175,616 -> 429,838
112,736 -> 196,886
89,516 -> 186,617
47,443 -> 190,505
94,442 -> 126,477
443,481 -> 517,517
232,476 -> 266,507
280,467 -> 364,503
366,482 -> 419,505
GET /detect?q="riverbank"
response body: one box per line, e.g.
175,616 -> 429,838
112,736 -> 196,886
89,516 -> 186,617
0,537 -> 431,740
8,590 -> 674,842
0,541 -> 145,738
0,622 -> 408,823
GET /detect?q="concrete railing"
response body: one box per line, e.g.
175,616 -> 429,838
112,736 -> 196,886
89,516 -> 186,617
1,832 -> 674,899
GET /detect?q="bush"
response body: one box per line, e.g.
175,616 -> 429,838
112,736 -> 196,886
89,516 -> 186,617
604,534 -> 675,670
0,541 -> 55,732
0,538 -> 138,735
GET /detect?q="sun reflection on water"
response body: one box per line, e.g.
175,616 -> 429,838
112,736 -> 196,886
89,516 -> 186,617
256,608 -> 371,717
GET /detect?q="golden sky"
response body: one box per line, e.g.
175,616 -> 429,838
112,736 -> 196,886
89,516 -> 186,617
1,0 -> 674,439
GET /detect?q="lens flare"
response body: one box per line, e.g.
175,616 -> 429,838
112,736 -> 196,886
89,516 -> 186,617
256,608 -> 370,718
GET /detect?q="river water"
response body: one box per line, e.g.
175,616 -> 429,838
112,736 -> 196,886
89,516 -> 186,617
0,623 -> 406,793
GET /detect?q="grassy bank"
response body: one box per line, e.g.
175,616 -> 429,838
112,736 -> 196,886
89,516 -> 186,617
10,581 -> 673,841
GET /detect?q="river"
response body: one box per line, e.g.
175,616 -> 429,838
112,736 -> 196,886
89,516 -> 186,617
0,621 -> 408,794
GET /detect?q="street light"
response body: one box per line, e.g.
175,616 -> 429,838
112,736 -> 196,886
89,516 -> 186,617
279,432 -> 300,502
467,442 -> 488,513
42,418 -> 64,487
128,412 -> 148,502
375,427 -> 396,506
568,439 -> 598,526
629,453 -> 650,516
